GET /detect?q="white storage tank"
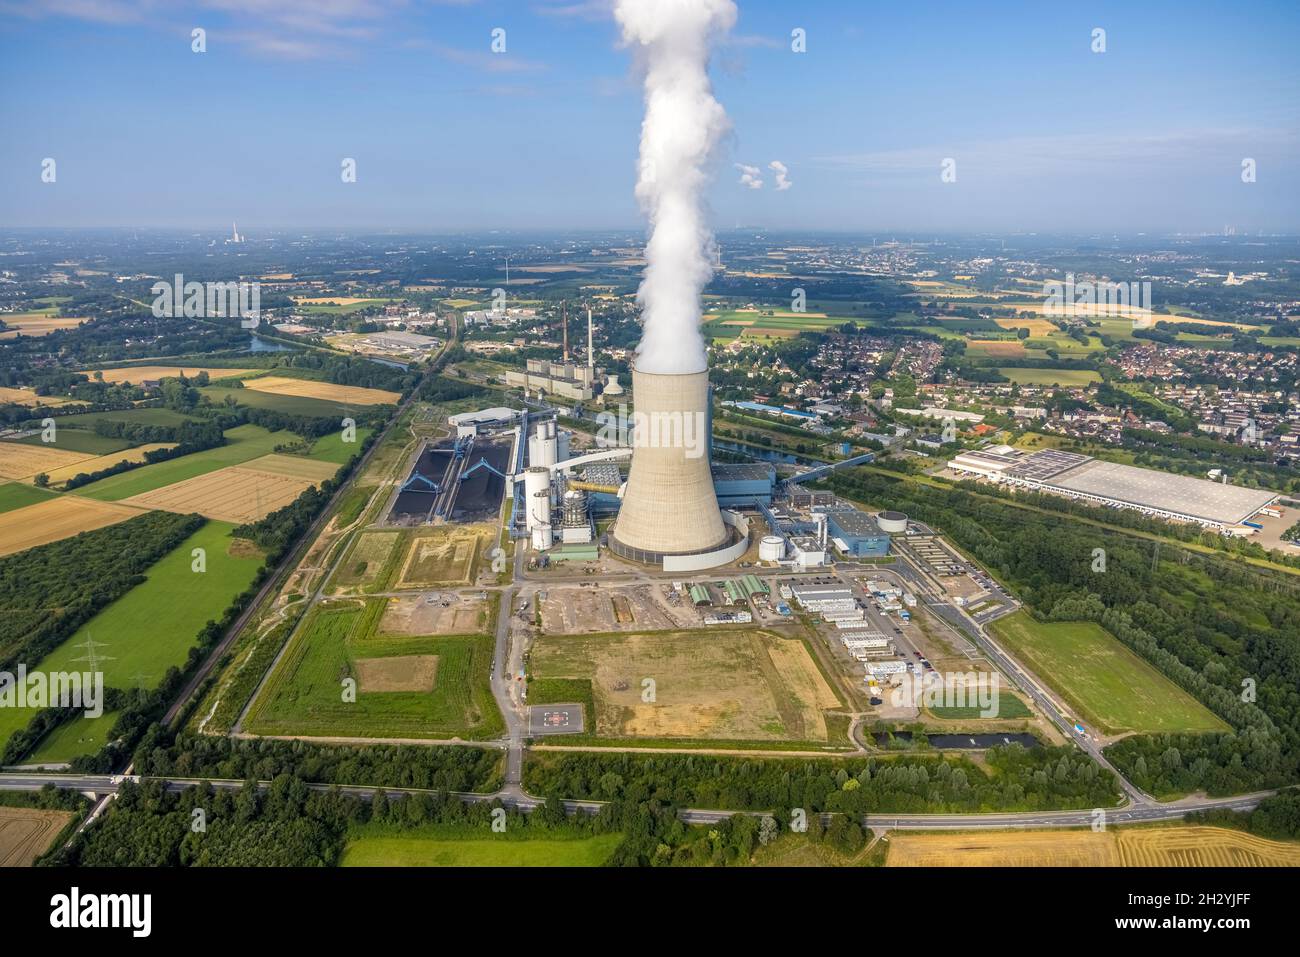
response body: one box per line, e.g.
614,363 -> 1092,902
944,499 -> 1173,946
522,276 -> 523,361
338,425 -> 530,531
523,467 -> 551,531
759,535 -> 786,562
531,523 -> 552,551
877,510 -> 908,534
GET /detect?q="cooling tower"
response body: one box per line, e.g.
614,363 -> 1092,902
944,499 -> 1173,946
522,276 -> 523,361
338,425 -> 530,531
610,367 -> 727,562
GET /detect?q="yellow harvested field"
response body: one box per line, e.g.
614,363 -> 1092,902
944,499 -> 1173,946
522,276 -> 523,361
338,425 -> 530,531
0,387 -> 81,407
993,316 -> 1058,335
121,463 -> 323,523
242,375 -> 400,406
0,807 -> 77,867
238,453 -> 339,482
0,442 -> 98,480
0,496 -> 145,557
38,443 -> 176,486
81,365 -> 253,385
0,314 -> 87,339
887,826 -> 1300,867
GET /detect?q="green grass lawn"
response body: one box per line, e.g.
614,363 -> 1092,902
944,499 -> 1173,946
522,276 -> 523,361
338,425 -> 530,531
989,611 -> 1228,736
12,430 -> 133,454
245,599 -> 503,740
0,520 -> 264,759
23,711 -> 120,766
928,692 -> 1032,720
340,831 -> 623,866
996,367 -> 1101,387
304,428 -> 372,464
0,481 -> 58,514
70,424 -> 292,500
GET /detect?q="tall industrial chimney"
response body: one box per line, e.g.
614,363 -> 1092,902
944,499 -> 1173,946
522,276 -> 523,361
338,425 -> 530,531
610,367 -> 727,562
587,307 -> 594,372
561,301 -> 569,363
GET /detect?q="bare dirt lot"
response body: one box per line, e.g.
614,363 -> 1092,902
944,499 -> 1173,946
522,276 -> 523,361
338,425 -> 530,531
0,806 -> 77,866
538,584 -> 696,633
354,654 -> 439,693
396,528 -> 487,587
380,594 -> 487,635
531,629 -> 842,742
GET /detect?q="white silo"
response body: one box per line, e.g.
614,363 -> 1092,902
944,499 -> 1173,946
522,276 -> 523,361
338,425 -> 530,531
759,535 -> 786,562
523,467 -> 551,532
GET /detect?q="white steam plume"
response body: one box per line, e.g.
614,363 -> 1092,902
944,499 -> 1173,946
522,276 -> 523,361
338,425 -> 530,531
616,0 -> 736,375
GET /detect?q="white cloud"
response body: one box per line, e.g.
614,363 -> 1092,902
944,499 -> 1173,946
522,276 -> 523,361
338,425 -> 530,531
768,159 -> 792,190
735,163 -> 763,189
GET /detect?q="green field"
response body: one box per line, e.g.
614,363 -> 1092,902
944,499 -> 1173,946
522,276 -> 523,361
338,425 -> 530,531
0,481 -> 57,514
0,520 -> 264,758
12,431 -> 133,454
200,384 -> 359,418
245,599 -> 502,740
70,424 -> 292,500
304,429 -> 371,464
996,367 -> 1101,387
989,611 -> 1228,735
928,691 -> 1032,720
54,407 -> 198,428
340,831 -> 623,866
295,298 -> 396,315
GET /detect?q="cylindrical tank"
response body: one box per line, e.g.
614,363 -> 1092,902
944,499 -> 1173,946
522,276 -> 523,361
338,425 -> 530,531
523,467 -> 550,530
531,523 -> 552,551
532,490 -> 552,526
877,510 -> 908,534
759,535 -> 786,562
533,421 -> 557,468
611,367 -> 727,561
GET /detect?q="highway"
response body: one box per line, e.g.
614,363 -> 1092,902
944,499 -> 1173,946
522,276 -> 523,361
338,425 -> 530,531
0,771 -> 1274,831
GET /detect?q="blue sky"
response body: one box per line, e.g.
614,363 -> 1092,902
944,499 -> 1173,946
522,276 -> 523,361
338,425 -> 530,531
1,0 -> 1297,233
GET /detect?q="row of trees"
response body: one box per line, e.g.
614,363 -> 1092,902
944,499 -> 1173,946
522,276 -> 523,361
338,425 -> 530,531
523,744 -> 1119,815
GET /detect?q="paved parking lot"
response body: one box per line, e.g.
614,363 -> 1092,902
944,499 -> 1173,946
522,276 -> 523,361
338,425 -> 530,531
528,703 -> 585,735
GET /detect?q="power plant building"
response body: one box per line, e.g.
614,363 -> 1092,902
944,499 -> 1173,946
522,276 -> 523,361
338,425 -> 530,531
506,359 -> 599,401
823,507 -> 892,558
710,462 -> 776,507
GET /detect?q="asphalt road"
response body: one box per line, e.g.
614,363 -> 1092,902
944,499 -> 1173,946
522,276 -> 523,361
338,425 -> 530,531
0,771 -> 1273,831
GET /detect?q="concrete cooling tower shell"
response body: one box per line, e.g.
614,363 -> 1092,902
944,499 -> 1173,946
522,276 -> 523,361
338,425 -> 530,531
610,368 -> 727,562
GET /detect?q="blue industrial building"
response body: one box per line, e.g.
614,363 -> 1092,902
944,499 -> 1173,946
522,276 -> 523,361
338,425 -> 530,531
711,462 -> 777,507
824,506 -> 891,557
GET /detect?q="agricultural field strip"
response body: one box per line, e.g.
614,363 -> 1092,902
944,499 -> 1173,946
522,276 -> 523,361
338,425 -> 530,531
886,826 -> 1300,867
0,443 -> 100,480
241,375 -> 401,406
37,443 -> 177,486
121,455 -> 338,523
76,366 -> 253,385
0,496 -> 146,558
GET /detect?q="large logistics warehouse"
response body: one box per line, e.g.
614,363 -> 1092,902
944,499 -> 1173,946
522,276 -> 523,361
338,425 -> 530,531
949,446 -> 1277,528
